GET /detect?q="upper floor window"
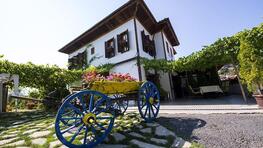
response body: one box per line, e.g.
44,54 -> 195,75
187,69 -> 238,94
105,38 -> 115,58
173,47 -> 177,55
68,50 -> 87,70
166,42 -> 169,54
91,47 -> 95,55
141,30 -> 156,57
117,30 -> 129,53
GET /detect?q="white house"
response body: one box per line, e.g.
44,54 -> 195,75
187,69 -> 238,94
59,0 -> 180,101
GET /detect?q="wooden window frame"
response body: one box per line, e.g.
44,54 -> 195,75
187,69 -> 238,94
105,38 -> 115,58
166,42 -> 169,54
91,47 -> 95,55
117,30 -> 129,53
141,30 -> 156,57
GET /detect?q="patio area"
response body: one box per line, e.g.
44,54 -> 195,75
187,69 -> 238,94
128,95 -> 263,114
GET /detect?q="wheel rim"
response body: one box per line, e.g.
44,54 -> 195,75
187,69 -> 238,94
112,94 -> 129,114
55,90 -> 115,148
138,81 -> 160,122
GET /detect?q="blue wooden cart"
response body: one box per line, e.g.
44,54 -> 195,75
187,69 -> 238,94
55,81 -> 160,147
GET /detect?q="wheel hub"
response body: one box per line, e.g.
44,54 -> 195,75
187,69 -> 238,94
82,113 -> 96,125
149,97 -> 154,104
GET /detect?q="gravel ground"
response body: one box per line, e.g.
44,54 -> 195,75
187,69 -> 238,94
158,113 -> 263,148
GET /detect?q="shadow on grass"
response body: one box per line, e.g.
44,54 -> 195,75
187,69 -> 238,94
157,116 -> 206,142
0,111 -> 56,133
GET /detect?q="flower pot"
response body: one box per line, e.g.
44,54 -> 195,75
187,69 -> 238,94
253,94 -> 263,108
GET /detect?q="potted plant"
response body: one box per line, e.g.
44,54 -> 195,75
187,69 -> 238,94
238,24 -> 263,107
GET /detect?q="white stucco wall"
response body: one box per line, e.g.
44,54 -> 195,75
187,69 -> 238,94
162,32 -> 175,61
69,19 -> 137,66
154,31 -> 166,60
135,19 -> 154,60
110,59 -> 139,80
67,17 -> 176,100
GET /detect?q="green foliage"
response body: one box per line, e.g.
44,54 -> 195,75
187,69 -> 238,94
141,23 -> 263,92
0,59 -> 82,96
29,89 -> 41,99
141,23 -> 262,73
238,24 -> 263,94
0,54 -> 3,58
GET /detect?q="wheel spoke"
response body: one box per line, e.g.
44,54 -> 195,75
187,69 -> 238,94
150,105 -> 155,117
61,122 -> 81,134
91,125 -> 98,139
96,116 -> 112,120
78,96 -> 87,113
153,104 -> 158,110
95,122 -> 106,131
143,106 -> 149,117
68,104 -> 83,115
141,102 -> 147,109
61,117 -> 82,121
89,94 -> 94,112
83,126 -> 89,144
69,125 -> 84,143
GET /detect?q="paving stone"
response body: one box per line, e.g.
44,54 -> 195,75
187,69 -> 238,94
16,147 -> 31,148
130,139 -> 165,148
182,141 -> 191,148
97,144 -> 128,148
140,128 -> 152,134
36,123 -> 46,127
58,145 -> 68,148
150,137 -> 168,145
23,129 -> 39,134
136,125 -> 143,129
146,123 -> 159,127
0,137 -> 17,145
31,138 -> 47,145
49,140 -> 62,148
155,125 -> 175,137
103,137 -> 110,143
112,133 -> 125,142
31,115 -> 43,119
7,131 -> 19,134
128,132 -> 145,139
2,134 -> 17,139
171,137 -> 185,148
29,131 -> 51,138
12,120 -> 27,125
5,140 -> 25,146
47,124 -> 55,129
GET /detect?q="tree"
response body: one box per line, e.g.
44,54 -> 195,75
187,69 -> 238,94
238,24 -> 263,95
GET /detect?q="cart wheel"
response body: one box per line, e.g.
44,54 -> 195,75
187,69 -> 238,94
55,90 -> 115,148
138,81 -> 160,122
112,94 -> 129,115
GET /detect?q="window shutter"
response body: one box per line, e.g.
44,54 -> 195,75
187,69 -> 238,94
125,30 -> 129,52
117,34 -> 122,53
105,41 -> 108,58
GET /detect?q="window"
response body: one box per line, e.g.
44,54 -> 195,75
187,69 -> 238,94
68,50 -> 87,70
91,47 -> 95,55
105,38 -> 115,58
117,30 -> 129,53
173,48 -> 177,55
166,42 -> 169,54
141,30 -> 156,56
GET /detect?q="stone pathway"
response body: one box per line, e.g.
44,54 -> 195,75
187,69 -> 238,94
0,112 -> 191,148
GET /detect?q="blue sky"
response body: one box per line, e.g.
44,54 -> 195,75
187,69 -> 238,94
0,0 -> 262,67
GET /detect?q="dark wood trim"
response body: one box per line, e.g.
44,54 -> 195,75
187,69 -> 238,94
134,18 -> 142,81
161,31 -> 167,60
162,31 -> 174,100
59,0 -> 179,54
114,57 -> 137,66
